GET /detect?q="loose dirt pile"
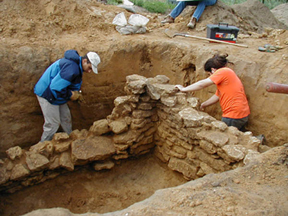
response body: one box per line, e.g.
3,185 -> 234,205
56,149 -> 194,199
0,0 -> 288,215
0,0 -> 287,50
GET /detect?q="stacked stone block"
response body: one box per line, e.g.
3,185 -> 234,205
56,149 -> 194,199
0,74 -> 261,193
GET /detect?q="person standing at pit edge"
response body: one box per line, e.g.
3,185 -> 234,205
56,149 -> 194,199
175,53 -> 250,132
161,0 -> 217,29
34,50 -> 101,142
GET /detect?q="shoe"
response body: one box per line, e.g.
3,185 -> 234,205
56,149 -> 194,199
187,17 -> 196,29
161,16 -> 174,24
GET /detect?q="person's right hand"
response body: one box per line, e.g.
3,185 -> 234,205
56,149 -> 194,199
175,85 -> 184,91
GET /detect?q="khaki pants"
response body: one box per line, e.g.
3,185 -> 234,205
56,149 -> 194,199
37,96 -> 72,142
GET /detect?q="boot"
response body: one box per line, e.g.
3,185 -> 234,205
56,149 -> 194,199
161,15 -> 174,24
187,17 -> 197,29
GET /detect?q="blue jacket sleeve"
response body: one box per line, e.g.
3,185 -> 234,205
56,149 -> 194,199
50,60 -> 81,101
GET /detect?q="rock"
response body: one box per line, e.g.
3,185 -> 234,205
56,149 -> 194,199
25,152 -> 50,172
160,95 -> 177,107
71,136 -> 116,162
211,121 -> 228,131
132,109 -> 155,119
243,149 -> 261,165
53,132 -> 70,142
197,131 -> 229,147
109,119 -> 128,134
0,166 -> 9,184
10,164 -> 30,180
6,146 -> 23,160
168,157 -> 198,180
113,129 -> 142,145
222,145 -> 247,161
199,140 -> 217,154
130,118 -> 151,130
29,141 -> 54,157
114,95 -> 139,107
89,119 -> 111,136
70,129 -> 89,140
54,141 -> 71,153
49,155 -> 60,170
187,96 -> 200,108
137,102 -> 153,110
124,77 -> 147,94
93,160 -> 115,171
59,152 -> 74,171
146,83 -> 177,100
147,75 -> 170,84
178,107 -> 203,128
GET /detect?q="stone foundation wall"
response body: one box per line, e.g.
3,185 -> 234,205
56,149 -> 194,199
0,74 -> 261,193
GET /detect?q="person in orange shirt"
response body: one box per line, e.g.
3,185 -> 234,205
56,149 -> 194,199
175,53 -> 250,131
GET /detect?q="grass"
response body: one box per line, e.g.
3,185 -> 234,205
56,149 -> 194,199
221,0 -> 287,9
130,0 -> 176,13
107,0 -> 287,13
107,0 -> 123,5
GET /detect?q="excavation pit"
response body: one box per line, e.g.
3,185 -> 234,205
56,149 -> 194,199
0,153 -> 187,215
0,72 -> 281,216
1,40 -> 288,215
1,0 -> 288,215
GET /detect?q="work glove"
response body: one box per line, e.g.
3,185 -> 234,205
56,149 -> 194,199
70,91 -> 81,101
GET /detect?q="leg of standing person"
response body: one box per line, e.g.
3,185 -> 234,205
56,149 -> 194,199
188,0 -> 217,28
59,103 -> 72,135
37,96 -> 61,142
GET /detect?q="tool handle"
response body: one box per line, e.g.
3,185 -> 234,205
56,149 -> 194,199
218,22 -> 229,27
183,34 -> 248,48
266,82 -> 288,94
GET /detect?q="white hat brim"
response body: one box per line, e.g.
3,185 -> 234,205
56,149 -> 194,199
92,64 -> 98,74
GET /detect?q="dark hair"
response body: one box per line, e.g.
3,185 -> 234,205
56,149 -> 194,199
83,54 -> 91,64
204,53 -> 230,72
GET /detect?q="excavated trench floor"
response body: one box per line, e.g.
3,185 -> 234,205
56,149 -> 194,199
0,152 -> 187,216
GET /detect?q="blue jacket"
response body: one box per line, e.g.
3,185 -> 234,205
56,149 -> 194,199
34,50 -> 83,105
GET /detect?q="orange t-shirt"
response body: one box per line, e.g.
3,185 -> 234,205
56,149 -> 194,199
209,67 -> 250,119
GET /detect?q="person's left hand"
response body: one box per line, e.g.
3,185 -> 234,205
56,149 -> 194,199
70,91 -> 80,101
78,93 -> 85,103
200,103 -> 206,111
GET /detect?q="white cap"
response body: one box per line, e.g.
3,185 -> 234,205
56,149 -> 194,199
87,52 -> 101,74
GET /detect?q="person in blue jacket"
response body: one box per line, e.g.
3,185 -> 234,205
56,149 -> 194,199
161,0 -> 217,29
34,50 -> 101,142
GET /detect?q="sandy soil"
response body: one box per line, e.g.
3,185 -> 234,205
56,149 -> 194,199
0,0 -> 288,215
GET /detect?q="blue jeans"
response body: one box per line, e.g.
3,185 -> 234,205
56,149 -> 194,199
170,0 -> 217,21
222,116 -> 249,132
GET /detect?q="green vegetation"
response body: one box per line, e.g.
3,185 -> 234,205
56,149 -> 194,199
130,0 -> 176,13
107,0 -> 123,5
221,0 -> 287,9
107,0 -> 287,13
